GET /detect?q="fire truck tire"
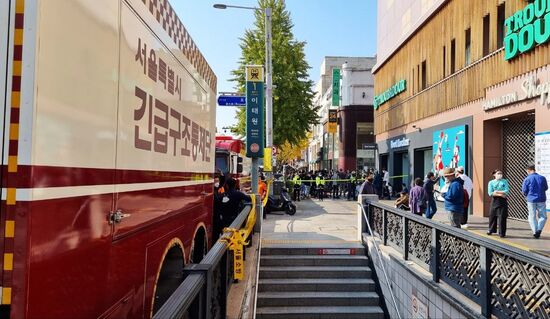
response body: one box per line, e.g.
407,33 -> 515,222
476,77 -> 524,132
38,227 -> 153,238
152,242 -> 185,315
190,226 -> 207,264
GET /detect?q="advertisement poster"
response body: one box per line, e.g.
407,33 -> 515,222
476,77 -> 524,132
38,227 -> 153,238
535,131 -> 550,212
433,125 -> 467,187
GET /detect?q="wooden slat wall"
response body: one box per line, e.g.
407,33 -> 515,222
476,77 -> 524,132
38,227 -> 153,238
374,0 -> 550,134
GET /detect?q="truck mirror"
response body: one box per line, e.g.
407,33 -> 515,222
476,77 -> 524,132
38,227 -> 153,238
237,157 -> 243,174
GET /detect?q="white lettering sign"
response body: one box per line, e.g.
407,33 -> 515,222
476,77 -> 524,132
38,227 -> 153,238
390,138 -> 410,149
483,76 -> 550,111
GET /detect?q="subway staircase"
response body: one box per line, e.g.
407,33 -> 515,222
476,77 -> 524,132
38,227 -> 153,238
255,244 -> 385,319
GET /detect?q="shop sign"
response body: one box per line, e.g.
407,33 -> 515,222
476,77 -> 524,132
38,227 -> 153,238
483,75 -> 550,111
535,131 -> 550,213
504,0 -> 550,60
332,68 -> 341,106
357,149 -> 375,158
328,109 -> 338,133
374,79 -> 406,110
390,137 -> 410,149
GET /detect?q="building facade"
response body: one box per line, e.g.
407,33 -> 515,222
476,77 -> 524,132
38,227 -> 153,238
374,0 -> 550,231
308,57 -> 376,172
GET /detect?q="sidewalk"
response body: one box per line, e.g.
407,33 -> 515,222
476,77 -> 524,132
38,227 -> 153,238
261,198 -> 360,246
379,200 -> 550,257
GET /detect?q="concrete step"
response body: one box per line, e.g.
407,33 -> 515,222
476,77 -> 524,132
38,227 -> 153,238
261,245 -> 365,256
257,291 -> 379,307
260,255 -> 369,267
255,306 -> 385,319
259,266 -> 371,279
258,278 -> 375,292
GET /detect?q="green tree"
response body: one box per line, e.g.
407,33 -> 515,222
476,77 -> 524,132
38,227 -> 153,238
230,0 -> 318,146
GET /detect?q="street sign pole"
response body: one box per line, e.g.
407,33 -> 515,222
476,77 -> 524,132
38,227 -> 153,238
265,7 -> 274,195
245,65 -> 264,232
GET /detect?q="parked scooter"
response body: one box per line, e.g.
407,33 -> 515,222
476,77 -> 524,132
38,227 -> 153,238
265,187 -> 297,215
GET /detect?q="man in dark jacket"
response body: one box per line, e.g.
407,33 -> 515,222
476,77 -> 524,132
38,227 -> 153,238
359,174 -> 377,195
423,172 -> 438,219
441,168 -> 464,228
219,178 -> 249,229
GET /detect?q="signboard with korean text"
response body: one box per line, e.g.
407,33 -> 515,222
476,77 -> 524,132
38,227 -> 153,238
114,3 -> 215,237
328,109 -> 338,134
433,125 -> 467,187
246,65 -> 264,158
332,68 -> 340,106
535,131 -> 550,212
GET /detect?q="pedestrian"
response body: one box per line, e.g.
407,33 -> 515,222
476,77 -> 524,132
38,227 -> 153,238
395,190 -> 410,210
382,168 -> 390,188
373,171 -> 383,199
487,169 -> 509,238
316,173 -> 325,201
219,178 -> 250,229
441,168 -> 464,228
332,170 -> 339,199
292,173 -> 301,201
423,172 -> 438,219
522,164 -> 548,239
359,174 -> 376,195
456,166 -> 473,229
347,171 -> 357,200
409,178 -> 427,216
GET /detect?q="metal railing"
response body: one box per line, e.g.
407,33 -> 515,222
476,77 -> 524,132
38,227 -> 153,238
153,204 -> 254,319
357,202 -> 402,319
362,200 -> 550,319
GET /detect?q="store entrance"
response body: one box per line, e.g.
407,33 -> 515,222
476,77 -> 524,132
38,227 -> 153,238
502,116 -> 535,221
393,151 -> 410,193
379,153 -> 389,173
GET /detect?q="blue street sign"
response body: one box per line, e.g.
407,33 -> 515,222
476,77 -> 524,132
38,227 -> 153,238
217,95 -> 246,106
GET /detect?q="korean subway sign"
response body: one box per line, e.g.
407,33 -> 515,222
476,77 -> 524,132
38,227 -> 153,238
246,65 -> 265,158
504,0 -> 550,60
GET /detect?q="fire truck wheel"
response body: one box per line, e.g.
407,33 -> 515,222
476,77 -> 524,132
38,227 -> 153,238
190,226 -> 207,264
152,243 -> 185,315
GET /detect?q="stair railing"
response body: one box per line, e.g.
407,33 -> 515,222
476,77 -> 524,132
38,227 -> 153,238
357,202 -> 402,319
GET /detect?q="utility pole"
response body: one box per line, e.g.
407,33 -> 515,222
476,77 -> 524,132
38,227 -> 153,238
265,7 -> 274,194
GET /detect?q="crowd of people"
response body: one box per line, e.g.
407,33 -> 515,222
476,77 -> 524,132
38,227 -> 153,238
390,164 -> 547,239
212,163 -> 548,241
287,168 -> 390,202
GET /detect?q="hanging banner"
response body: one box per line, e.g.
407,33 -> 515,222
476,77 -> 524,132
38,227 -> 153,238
535,131 -> 550,212
328,109 -> 338,134
263,147 -> 272,172
332,68 -> 340,106
245,65 -> 264,158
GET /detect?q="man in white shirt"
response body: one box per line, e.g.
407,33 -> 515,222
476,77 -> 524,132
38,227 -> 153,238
382,168 -> 390,186
456,166 -> 473,229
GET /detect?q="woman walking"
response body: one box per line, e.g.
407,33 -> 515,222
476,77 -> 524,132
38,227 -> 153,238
409,178 -> 427,216
487,169 -> 510,238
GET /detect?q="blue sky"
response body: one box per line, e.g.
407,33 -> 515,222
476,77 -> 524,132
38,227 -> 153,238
172,0 -> 377,133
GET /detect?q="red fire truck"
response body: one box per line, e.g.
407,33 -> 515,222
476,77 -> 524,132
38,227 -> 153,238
1,0 -> 216,318
215,136 -> 251,189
